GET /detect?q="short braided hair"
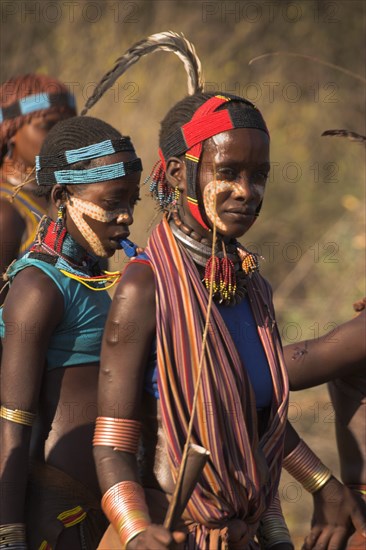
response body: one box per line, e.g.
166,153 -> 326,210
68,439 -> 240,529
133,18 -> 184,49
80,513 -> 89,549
34,116 -> 127,199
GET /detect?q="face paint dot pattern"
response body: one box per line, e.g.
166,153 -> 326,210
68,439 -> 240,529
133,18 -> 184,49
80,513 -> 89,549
203,180 -> 247,232
66,196 -> 129,257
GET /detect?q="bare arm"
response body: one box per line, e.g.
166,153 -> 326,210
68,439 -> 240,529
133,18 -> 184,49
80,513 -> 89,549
0,267 -> 63,523
95,262 -> 185,549
94,262 -> 156,490
283,422 -> 366,549
283,310 -> 366,390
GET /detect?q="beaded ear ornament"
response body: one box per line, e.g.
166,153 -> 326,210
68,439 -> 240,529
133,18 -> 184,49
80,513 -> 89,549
145,159 -> 174,209
237,246 -> 260,275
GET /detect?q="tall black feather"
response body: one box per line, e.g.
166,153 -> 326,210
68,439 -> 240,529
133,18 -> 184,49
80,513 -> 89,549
322,129 -> 366,143
81,31 -> 203,116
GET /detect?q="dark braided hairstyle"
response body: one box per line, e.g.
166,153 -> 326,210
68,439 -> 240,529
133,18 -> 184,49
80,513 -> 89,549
34,116 -> 131,200
0,74 -> 77,162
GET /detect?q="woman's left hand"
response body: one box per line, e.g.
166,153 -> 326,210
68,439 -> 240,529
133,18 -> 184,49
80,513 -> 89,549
302,477 -> 366,549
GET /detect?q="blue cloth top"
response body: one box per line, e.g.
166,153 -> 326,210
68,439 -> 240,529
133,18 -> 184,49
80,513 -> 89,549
137,253 -> 273,409
0,255 -> 111,369
216,298 -> 273,408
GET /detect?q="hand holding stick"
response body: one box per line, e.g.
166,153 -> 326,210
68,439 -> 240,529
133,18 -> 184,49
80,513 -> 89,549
164,444 -> 210,531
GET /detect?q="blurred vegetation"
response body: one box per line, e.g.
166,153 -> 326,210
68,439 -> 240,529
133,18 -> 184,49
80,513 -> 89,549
1,0 -> 365,544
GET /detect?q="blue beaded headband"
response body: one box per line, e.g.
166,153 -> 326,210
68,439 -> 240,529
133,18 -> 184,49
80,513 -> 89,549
36,138 -> 142,186
53,159 -> 142,185
36,138 -> 134,169
0,92 -> 76,123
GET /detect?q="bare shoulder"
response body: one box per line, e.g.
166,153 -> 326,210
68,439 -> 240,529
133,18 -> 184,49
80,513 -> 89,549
104,261 -> 156,346
3,266 -> 64,325
112,261 -> 155,312
119,260 -> 155,296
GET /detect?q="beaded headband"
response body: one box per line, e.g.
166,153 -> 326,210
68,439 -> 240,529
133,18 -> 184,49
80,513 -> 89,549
36,137 -> 142,186
0,92 -> 76,123
157,94 -> 269,229
36,138 -> 135,168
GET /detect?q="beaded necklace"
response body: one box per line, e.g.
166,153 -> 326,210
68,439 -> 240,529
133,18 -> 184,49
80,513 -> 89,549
170,211 -> 259,306
29,216 -> 121,291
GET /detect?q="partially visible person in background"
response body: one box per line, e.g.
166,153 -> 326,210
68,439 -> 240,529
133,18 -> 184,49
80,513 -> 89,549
284,299 -> 366,549
0,73 -> 76,299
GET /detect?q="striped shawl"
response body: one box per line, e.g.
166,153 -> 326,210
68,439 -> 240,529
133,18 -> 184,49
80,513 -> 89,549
145,217 -> 289,538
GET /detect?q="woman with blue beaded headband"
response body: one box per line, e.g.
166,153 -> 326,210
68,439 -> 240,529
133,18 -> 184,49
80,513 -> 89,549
0,74 -> 77,300
82,32 -> 366,550
0,115 -> 142,549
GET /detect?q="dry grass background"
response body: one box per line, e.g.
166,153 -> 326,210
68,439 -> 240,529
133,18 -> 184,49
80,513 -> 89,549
1,1 -> 365,546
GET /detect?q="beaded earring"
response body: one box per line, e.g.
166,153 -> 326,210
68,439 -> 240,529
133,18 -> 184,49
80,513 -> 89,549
237,247 -> 259,275
55,204 -> 65,232
145,160 -> 174,209
173,186 -> 181,206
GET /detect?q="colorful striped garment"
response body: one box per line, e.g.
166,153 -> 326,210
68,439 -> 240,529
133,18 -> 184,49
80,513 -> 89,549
145,217 -> 289,547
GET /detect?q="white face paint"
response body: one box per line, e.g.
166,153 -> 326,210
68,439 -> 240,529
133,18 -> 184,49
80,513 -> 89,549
203,179 -> 247,232
66,196 -> 129,257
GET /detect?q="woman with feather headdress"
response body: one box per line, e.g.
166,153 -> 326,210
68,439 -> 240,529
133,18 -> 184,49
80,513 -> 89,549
90,33 -> 365,550
89,31 -> 289,550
